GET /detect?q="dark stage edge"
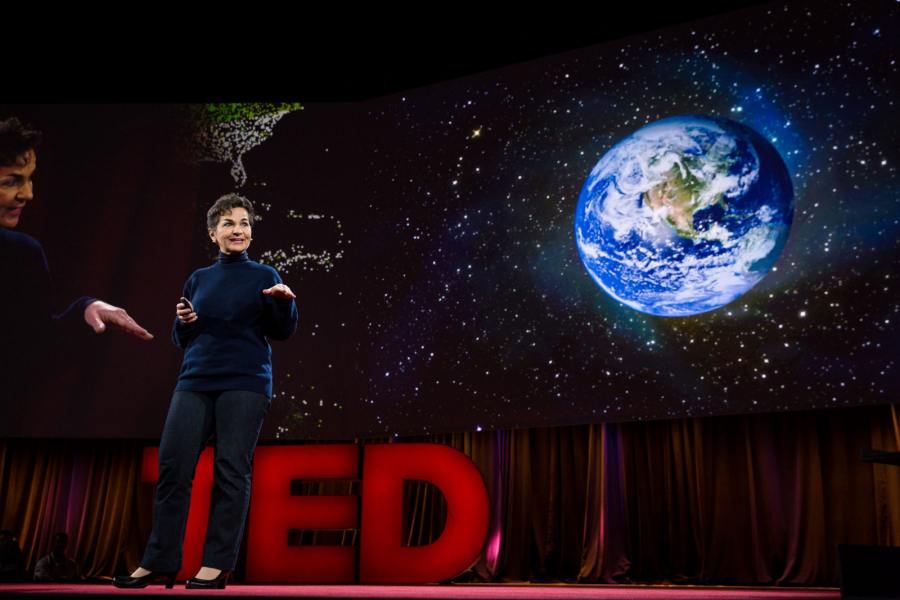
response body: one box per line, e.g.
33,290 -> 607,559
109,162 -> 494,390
0,583 -> 841,600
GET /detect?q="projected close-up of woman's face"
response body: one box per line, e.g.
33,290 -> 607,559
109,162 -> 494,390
0,150 -> 35,229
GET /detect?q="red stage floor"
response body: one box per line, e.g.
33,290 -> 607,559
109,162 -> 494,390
0,583 -> 841,600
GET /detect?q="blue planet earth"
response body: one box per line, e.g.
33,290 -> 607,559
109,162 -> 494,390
574,115 -> 794,317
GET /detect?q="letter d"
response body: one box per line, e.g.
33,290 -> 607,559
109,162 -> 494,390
359,443 -> 489,583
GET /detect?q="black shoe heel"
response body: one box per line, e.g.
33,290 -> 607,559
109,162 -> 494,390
185,570 -> 230,590
165,572 -> 177,589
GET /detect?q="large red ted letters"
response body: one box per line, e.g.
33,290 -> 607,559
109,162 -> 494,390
140,443 -> 490,583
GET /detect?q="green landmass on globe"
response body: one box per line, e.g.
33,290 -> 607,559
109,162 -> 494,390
644,159 -> 735,241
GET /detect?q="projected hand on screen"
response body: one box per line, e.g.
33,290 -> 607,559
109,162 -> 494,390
176,300 -> 197,325
84,301 -> 153,340
263,284 -> 296,299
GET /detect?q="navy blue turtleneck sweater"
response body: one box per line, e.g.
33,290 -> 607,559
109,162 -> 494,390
172,251 -> 298,397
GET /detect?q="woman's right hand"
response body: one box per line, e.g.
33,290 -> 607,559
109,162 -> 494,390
176,300 -> 197,324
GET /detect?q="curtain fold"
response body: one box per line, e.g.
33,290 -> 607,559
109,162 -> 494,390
872,406 -> 900,545
579,422 -> 629,582
2,404 -> 899,585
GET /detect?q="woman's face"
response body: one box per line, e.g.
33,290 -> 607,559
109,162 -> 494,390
0,150 -> 36,229
209,207 -> 252,254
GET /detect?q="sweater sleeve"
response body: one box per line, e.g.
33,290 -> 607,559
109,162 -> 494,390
263,271 -> 298,342
53,296 -> 98,334
21,234 -> 96,339
172,279 -> 195,349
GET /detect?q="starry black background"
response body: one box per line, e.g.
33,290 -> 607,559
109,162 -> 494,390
317,0 -> 900,438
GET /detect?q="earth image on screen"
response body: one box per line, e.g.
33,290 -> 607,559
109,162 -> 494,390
574,115 -> 793,317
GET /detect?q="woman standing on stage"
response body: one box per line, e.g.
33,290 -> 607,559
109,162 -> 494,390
114,194 -> 298,590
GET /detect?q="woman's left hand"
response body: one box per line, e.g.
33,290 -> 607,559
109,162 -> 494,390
263,284 -> 296,299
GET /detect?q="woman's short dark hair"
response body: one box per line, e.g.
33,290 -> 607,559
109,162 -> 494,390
207,194 -> 257,230
0,117 -> 42,167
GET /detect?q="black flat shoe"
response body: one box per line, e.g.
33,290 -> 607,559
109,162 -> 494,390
185,570 -> 229,590
112,571 -> 177,589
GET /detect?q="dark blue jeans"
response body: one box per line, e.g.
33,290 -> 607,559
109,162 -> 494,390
141,389 -> 270,572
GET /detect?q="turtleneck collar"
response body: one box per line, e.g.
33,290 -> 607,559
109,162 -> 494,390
218,251 -> 249,265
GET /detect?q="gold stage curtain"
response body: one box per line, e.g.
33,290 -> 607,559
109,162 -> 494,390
1,404 -> 899,584
0,439 -> 144,579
